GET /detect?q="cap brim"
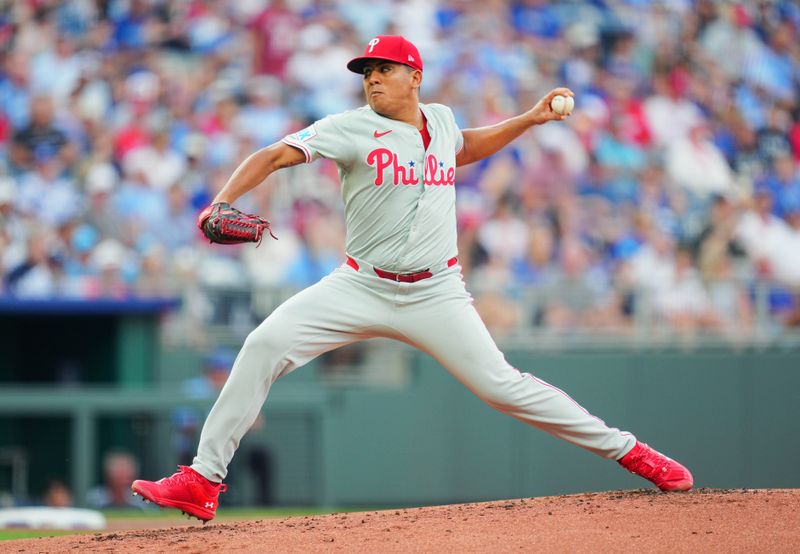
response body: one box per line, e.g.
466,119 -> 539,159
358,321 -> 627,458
347,56 -> 416,74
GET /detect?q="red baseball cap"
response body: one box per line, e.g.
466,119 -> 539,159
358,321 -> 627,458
347,35 -> 423,74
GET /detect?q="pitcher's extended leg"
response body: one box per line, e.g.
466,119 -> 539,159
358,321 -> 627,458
193,269 -> 387,481
396,273 -> 636,459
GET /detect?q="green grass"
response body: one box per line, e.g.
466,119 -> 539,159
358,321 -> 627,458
0,529 -> 93,541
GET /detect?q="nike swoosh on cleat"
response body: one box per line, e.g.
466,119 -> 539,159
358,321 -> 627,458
374,130 -> 392,138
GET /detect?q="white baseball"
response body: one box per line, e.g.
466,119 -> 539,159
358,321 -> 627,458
550,94 -> 574,115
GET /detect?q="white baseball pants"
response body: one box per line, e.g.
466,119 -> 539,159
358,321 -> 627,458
192,261 -> 636,482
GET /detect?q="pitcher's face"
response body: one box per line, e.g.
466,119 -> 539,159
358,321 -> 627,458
362,61 -> 421,116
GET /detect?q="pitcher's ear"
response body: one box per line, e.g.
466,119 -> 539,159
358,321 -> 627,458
411,68 -> 422,90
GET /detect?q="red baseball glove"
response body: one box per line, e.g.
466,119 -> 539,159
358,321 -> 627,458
197,202 -> 277,245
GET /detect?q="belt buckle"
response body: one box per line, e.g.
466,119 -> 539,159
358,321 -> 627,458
400,268 -> 429,282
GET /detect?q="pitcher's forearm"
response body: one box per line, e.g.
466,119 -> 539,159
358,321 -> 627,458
457,114 -> 535,166
212,143 -> 306,205
212,149 -> 275,204
456,87 -> 574,167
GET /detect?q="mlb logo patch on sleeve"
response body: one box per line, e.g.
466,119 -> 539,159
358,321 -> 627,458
296,125 -> 317,142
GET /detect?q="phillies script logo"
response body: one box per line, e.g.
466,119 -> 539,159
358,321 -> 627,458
366,148 -> 455,187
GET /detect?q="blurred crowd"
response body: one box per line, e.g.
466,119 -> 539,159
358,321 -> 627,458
1,0 -> 800,339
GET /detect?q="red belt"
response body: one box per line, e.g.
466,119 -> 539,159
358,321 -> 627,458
346,256 -> 457,283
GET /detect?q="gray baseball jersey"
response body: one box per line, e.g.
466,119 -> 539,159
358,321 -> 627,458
282,103 -> 462,272
191,103 -> 636,483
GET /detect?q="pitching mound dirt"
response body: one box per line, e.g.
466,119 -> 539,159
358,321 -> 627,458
3,489 -> 798,553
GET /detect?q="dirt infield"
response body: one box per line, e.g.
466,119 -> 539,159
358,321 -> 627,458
3,489 -> 798,553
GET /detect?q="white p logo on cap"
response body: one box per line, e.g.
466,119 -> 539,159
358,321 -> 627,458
368,38 -> 380,53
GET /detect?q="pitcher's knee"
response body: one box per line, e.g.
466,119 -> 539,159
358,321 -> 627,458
238,324 -> 294,380
242,322 -> 291,355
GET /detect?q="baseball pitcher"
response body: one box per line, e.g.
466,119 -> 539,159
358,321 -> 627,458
133,35 -> 692,522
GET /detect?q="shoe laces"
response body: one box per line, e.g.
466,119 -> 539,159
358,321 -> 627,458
160,466 -> 227,492
160,466 -> 201,485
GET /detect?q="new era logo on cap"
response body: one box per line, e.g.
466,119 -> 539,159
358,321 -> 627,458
347,35 -> 423,74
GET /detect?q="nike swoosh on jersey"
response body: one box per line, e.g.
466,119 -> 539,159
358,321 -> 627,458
373,130 -> 393,138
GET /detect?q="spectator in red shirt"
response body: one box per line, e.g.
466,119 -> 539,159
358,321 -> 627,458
248,0 -> 302,78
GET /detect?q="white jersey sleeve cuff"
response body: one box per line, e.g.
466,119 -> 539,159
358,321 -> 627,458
281,137 -> 312,163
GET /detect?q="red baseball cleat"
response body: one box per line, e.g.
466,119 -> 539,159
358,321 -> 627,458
131,466 -> 227,522
618,441 -> 694,492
